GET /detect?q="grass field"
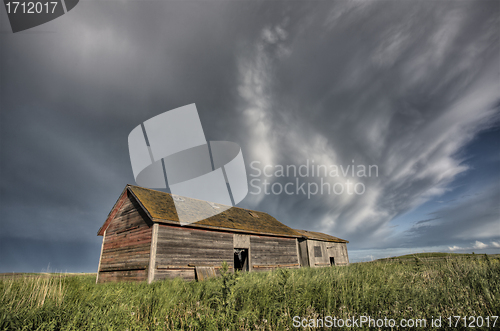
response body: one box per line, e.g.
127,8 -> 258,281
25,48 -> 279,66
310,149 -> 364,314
1,253 -> 499,330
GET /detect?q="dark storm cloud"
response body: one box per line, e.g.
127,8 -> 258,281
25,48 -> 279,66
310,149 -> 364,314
0,0 -> 499,271
1,2 -> 258,230
1,1 -> 268,271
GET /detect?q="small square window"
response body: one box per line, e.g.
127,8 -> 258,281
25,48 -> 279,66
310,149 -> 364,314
314,246 -> 322,257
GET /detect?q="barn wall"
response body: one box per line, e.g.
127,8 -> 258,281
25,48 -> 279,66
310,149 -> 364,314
305,240 -> 349,267
326,242 -> 349,265
306,240 -> 330,267
97,195 -> 152,283
250,236 -> 299,271
154,225 -> 234,281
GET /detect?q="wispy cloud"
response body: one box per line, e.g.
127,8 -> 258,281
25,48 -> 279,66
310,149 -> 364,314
447,240 -> 500,252
240,1 -> 499,250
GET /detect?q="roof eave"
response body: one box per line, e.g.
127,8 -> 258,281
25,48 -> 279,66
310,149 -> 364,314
296,230 -> 349,243
97,186 -> 128,236
97,184 -> 154,236
126,185 -> 155,221
151,218 -> 302,238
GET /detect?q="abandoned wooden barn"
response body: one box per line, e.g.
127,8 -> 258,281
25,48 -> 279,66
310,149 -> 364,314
96,185 -> 349,283
294,230 -> 349,267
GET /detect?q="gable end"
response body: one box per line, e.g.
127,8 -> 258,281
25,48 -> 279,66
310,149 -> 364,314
98,186 -> 153,236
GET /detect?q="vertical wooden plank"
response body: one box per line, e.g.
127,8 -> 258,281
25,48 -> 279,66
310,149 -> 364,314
344,243 -> 349,265
96,230 -> 106,283
306,239 -> 316,268
320,241 -> 329,265
299,239 -> 310,267
248,242 -> 253,272
295,238 -> 300,267
148,223 -> 158,284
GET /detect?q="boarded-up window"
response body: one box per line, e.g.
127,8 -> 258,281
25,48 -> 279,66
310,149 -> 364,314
314,246 -> 322,257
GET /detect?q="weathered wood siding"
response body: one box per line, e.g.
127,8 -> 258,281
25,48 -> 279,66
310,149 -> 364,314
154,225 -> 233,281
233,234 -> 250,248
250,236 -> 299,271
97,269 -> 148,282
326,242 -> 349,265
306,240 -> 349,267
297,238 -> 309,267
97,195 -> 152,283
306,239 -> 330,267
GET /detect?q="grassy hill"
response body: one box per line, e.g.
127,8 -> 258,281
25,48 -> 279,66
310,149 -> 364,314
1,254 -> 499,330
378,252 -> 500,261
376,252 -> 500,262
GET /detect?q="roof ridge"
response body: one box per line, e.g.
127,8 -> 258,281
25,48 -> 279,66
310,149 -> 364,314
125,184 -> 301,238
126,184 -> 272,216
294,228 -> 349,243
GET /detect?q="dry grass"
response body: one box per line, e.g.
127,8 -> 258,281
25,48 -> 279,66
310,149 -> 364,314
2,274 -> 65,312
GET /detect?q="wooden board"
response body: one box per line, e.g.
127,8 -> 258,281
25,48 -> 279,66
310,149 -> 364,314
148,223 -> 158,283
97,195 -> 152,282
97,269 -> 148,283
154,269 -> 196,281
250,236 -> 299,269
154,224 -> 233,280
233,234 -> 250,248
195,266 -> 217,281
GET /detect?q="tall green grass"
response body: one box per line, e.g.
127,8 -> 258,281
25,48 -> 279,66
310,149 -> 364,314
1,255 -> 499,330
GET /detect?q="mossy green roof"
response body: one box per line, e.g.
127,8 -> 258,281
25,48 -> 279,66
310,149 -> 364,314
127,185 -> 301,238
294,229 -> 348,243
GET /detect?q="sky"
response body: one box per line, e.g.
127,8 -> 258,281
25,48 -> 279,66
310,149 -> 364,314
0,0 -> 499,272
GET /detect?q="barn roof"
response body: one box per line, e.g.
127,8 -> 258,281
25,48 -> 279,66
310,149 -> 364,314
98,185 -> 301,238
294,229 -> 349,243
98,185 -> 349,243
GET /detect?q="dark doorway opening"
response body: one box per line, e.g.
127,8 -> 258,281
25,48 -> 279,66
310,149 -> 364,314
234,248 -> 249,271
330,257 -> 335,266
